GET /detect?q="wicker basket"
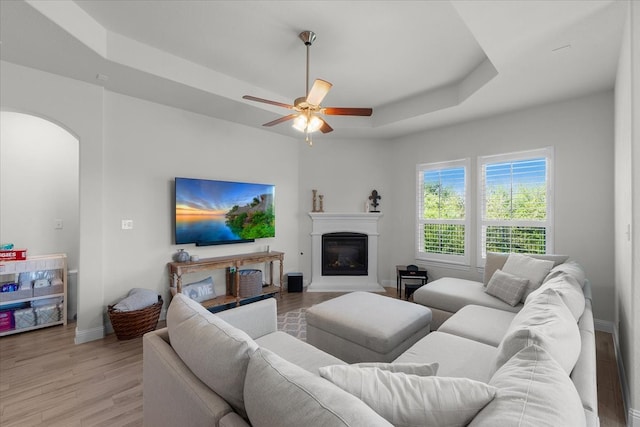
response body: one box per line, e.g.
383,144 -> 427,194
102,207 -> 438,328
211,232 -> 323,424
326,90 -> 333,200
233,269 -> 263,298
108,296 -> 163,340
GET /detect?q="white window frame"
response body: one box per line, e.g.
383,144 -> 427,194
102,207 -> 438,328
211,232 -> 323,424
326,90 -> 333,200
477,147 -> 554,266
416,158 -> 470,266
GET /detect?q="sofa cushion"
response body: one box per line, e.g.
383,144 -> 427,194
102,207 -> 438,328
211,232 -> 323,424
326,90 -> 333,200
493,288 -> 581,375
469,345 -> 586,427
413,277 -> 522,314
485,269 -> 529,306
438,305 -> 517,347
244,348 -> 392,427
483,252 -> 569,286
544,260 -> 587,288
255,330 -> 346,375
394,331 -> 498,383
502,253 -> 555,301
167,294 -> 258,417
526,272 -> 585,321
320,364 -> 496,427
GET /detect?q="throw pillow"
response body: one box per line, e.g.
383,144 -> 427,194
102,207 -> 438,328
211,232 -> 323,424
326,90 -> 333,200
485,269 -> 529,306
182,276 -> 216,302
493,288 -> 581,375
353,362 -> 439,376
483,252 -> 568,286
502,253 -> 554,302
244,348 -> 392,427
527,272 -> 585,321
469,345 -> 586,427
167,294 -> 258,417
319,365 -> 496,427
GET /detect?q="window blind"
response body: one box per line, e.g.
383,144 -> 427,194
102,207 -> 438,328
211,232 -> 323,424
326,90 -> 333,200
478,148 -> 553,262
416,159 -> 469,265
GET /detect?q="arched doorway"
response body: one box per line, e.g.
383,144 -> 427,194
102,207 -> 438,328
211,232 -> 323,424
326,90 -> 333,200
0,111 -> 80,319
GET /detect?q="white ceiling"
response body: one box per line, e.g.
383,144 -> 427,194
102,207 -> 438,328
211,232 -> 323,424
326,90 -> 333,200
0,0 -> 627,140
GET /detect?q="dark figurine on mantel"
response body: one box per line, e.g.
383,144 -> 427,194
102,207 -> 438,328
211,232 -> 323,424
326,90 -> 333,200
369,190 -> 381,212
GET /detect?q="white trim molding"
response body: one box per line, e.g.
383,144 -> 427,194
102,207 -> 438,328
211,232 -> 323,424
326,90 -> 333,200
308,212 -> 384,292
74,326 -> 104,344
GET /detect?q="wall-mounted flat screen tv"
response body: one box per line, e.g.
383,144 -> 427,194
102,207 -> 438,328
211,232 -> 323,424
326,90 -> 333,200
175,177 -> 275,246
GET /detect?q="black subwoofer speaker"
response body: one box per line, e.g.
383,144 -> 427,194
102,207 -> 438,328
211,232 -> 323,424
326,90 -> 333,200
287,273 -> 303,292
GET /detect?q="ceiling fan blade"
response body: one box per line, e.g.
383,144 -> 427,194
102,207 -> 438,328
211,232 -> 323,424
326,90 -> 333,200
323,107 -> 373,116
262,114 -> 298,127
306,79 -> 333,106
319,119 -> 333,134
243,95 -> 294,110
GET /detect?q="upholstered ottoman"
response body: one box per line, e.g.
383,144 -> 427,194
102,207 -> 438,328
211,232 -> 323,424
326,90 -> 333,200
305,291 -> 432,363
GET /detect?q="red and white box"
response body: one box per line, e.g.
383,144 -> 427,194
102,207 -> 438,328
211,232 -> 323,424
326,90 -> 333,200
0,249 -> 27,261
0,311 -> 14,332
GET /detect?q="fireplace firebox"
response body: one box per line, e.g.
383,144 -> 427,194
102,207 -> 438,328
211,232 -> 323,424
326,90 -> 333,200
322,232 -> 368,276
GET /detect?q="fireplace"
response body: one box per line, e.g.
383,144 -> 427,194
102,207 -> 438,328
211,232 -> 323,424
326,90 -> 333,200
308,212 -> 384,292
322,232 -> 368,276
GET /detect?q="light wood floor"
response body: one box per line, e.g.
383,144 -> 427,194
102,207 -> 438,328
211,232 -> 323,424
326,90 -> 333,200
0,288 -> 627,426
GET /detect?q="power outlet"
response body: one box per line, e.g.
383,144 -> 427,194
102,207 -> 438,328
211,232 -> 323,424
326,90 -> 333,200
54,219 -> 63,230
121,219 -> 134,230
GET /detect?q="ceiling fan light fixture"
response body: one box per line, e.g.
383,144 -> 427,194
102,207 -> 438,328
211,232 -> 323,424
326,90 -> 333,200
307,115 -> 324,133
292,113 -> 323,134
292,115 -> 308,132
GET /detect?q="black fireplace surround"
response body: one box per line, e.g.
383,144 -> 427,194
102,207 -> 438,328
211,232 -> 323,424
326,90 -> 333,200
321,232 -> 368,276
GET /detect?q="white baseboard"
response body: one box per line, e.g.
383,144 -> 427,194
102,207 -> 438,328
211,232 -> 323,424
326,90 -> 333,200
629,408 -> 640,427
74,325 -> 104,344
594,318 -> 615,333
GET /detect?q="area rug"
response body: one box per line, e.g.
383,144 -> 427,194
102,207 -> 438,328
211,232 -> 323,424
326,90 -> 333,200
277,308 -> 307,341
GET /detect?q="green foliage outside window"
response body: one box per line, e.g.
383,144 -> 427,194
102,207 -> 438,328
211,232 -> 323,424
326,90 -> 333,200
485,226 -> 546,254
421,182 -> 547,255
485,185 -> 546,220
423,183 -> 465,219
422,180 -> 465,255
423,223 -> 465,255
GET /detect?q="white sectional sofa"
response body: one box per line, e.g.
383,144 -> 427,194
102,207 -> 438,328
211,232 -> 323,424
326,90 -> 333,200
143,253 -> 596,427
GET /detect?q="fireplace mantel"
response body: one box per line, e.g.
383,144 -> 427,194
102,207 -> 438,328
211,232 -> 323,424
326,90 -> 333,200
308,212 -> 384,292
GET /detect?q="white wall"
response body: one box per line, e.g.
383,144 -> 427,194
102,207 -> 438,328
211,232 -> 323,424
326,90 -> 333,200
102,92 -> 301,306
0,112 -> 79,270
614,0 -> 639,420
386,91 -> 615,321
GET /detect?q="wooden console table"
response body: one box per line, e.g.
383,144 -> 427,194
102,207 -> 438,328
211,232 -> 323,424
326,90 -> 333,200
168,251 -> 284,310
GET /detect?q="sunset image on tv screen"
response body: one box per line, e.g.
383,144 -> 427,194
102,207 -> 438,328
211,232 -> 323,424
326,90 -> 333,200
175,178 -> 275,245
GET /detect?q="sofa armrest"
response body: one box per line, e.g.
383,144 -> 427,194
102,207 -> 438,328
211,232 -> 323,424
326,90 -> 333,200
143,329 -> 233,427
216,297 -> 277,339
572,299 -> 598,417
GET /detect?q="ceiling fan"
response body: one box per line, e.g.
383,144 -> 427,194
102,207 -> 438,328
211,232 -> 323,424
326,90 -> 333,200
243,31 -> 373,145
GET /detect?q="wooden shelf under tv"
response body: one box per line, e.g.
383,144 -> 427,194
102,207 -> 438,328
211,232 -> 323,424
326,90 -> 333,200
168,251 -> 284,310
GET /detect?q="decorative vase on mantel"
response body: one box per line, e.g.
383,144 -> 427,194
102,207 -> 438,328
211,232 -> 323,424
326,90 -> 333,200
173,249 -> 190,263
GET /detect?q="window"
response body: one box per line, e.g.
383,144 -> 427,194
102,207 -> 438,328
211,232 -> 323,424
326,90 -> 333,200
416,159 -> 470,265
478,147 -> 553,263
